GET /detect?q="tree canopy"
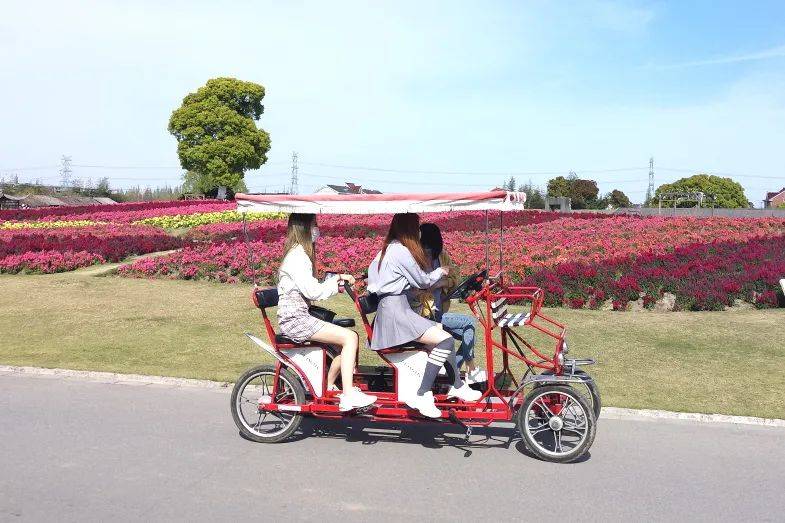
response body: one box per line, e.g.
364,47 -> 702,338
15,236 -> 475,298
655,174 -> 749,208
547,174 -> 600,209
607,189 -> 631,208
168,77 -> 271,197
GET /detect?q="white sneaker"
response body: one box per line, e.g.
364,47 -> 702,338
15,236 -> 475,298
338,387 -> 377,411
465,368 -> 488,385
404,391 -> 442,418
447,382 -> 482,402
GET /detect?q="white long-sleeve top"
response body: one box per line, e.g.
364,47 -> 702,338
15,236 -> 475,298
277,245 -> 339,301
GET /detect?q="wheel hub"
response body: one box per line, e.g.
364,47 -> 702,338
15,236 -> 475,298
549,416 -> 564,431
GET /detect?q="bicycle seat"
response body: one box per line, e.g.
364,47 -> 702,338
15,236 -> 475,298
378,342 -> 429,354
275,334 -> 311,346
332,318 -> 356,327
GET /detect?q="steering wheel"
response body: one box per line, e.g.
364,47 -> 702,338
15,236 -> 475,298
446,269 -> 488,300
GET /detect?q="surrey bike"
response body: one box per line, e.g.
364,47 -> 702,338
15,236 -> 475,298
230,190 -> 599,463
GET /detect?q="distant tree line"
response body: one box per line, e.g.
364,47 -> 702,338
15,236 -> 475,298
502,171 -> 753,210
501,174 -> 632,210
0,175 -> 187,202
0,176 -> 114,198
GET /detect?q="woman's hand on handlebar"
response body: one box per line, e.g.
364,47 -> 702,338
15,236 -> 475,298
440,266 -> 450,277
339,274 -> 356,285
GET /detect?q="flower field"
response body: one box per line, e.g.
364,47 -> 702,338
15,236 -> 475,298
0,224 -> 182,274
134,210 -> 284,229
0,220 -> 103,230
0,199 -> 234,223
523,235 -> 785,310
118,209 -> 785,310
0,200 -> 259,274
3,199 -> 784,310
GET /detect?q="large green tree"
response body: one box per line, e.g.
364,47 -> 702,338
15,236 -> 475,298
547,175 -> 571,198
547,174 -> 600,209
607,189 -> 631,208
655,174 -> 749,208
168,77 -> 271,198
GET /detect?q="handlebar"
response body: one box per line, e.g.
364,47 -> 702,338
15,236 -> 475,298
341,281 -> 357,301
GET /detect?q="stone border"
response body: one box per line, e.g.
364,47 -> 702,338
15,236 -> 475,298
601,406 -> 785,428
3,364 -> 784,428
0,365 -> 231,390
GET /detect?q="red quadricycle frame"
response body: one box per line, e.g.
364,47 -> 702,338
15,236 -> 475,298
230,190 -> 600,463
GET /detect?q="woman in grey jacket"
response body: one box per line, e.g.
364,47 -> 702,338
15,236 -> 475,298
367,213 -> 481,417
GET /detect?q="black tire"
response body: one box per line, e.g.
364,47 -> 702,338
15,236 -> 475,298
517,385 -> 596,463
538,369 -> 601,420
230,364 -> 305,443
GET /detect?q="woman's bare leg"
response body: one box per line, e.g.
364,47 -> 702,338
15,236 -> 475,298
326,355 -> 342,389
310,323 -> 359,392
416,325 -> 451,346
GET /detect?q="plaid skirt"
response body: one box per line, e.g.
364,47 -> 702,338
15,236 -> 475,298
277,289 -> 327,343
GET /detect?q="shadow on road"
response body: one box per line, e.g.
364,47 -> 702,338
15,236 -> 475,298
249,417 -> 591,462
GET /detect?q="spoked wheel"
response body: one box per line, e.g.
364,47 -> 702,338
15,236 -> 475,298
231,364 -> 305,443
517,385 -> 596,463
538,369 -> 601,420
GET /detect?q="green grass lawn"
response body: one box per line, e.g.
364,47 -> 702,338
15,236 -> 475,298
2,273 -> 784,418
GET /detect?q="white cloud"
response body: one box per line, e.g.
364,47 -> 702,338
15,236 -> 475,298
645,44 -> 785,69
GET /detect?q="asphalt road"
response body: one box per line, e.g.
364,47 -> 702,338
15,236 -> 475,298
2,373 -> 784,522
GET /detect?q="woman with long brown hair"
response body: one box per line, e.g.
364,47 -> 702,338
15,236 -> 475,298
277,213 -> 377,411
367,213 -> 481,417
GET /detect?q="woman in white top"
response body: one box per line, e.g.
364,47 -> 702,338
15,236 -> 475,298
277,213 -> 376,411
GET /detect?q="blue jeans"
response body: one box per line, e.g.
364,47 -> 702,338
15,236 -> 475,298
441,313 -> 476,369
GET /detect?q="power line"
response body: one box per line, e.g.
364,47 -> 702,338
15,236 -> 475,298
3,158 -> 781,180
295,171 -> 648,186
297,171 -> 489,187
72,164 -> 184,170
0,165 -> 58,171
299,161 -> 647,177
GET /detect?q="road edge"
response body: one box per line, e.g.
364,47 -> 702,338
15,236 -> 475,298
3,364 -> 784,428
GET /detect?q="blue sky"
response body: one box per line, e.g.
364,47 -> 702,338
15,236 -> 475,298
1,0 -> 784,204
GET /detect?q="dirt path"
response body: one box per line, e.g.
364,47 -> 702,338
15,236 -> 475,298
66,249 -> 180,277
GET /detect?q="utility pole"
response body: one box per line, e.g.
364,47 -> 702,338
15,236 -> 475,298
59,155 -> 73,188
645,156 -> 654,206
290,151 -> 299,194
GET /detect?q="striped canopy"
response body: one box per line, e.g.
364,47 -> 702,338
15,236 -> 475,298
235,190 -> 526,214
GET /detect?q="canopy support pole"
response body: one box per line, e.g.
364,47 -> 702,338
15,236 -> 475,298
484,210 -> 489,271
499,210 -> 504,275
242,214 -> 259,287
